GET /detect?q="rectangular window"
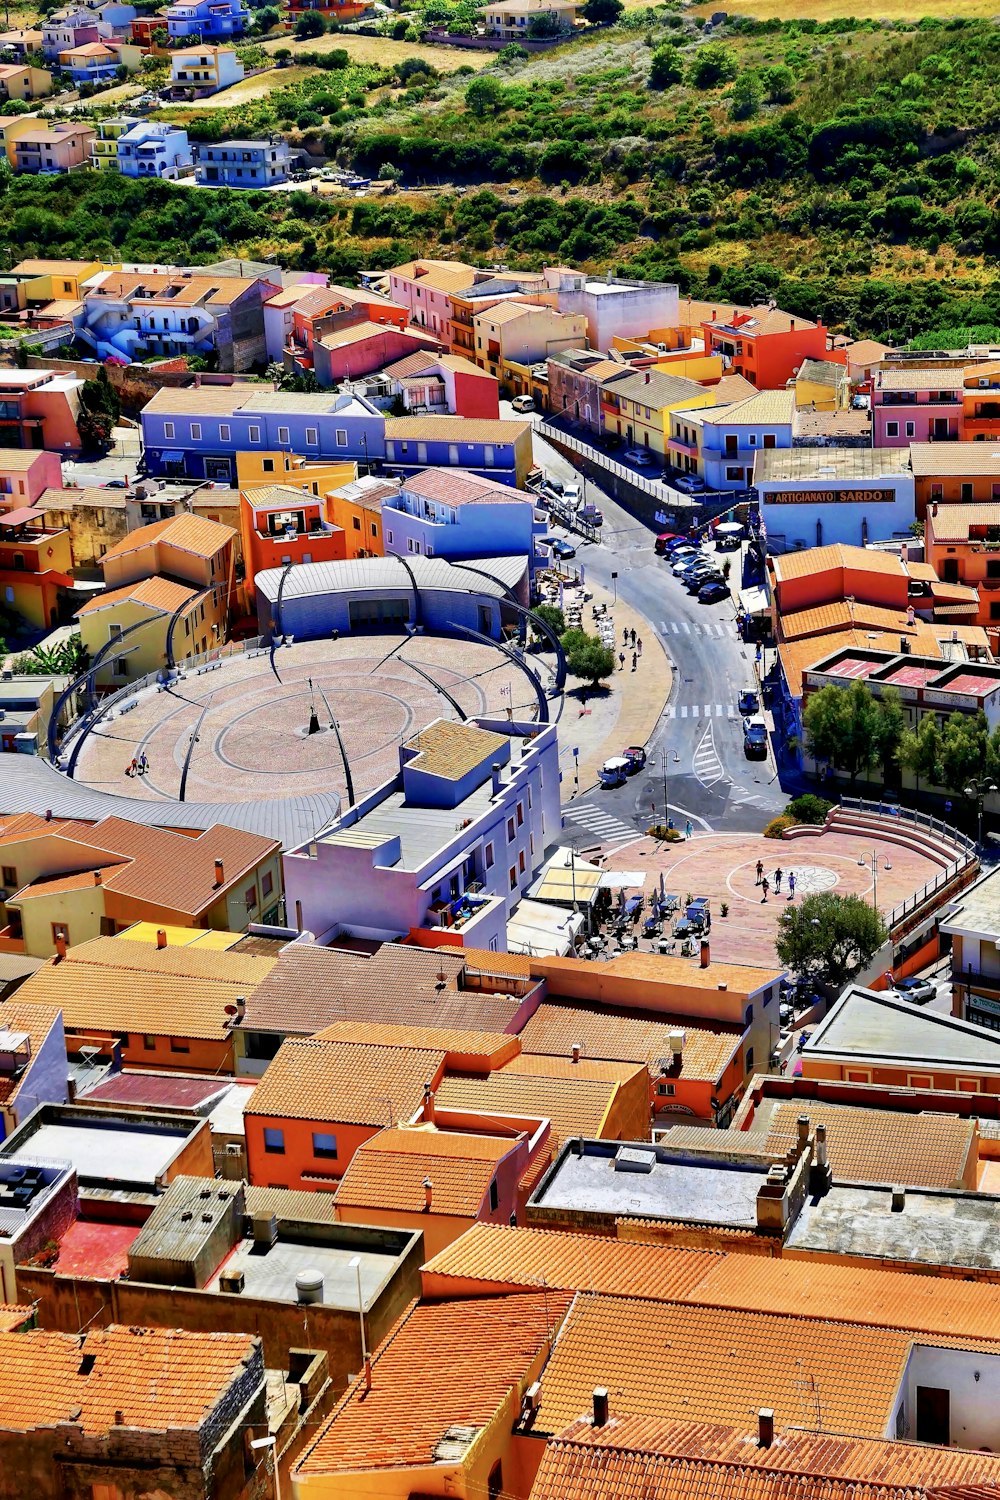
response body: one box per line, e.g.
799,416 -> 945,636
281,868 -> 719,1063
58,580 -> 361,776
305,427 -> 318,446
516,802 -> 524,827
219,423 -> 230,441
905,421 -> 915,437
169,1037 -> 190,1053
277,425 -> 290,444
190,421 -> 202,441
518,849 -> 526,874
489,1178 -> 499,1211
886,420 -> 899,437
163,421 -> 175,439
336,429 -> 348,447
507,816 -> 515,840
245,884 -> 258,910
263,1126 -> 285,1154
248,425 -> 261,443
449,443 -> 459,465
1,866 -> 16,888
509,865 -> 517,890
484,444 -> 495,466
657,1081 -> 676,1097
262,458 -> 274,473
262,871 -> 273,897
417,442 -> 427,464
485,841 -> 494,869
353,516 -> 361,530
143,1035 -> 156,1050
312,1131 -> 338,1159
961,482 -> 974,501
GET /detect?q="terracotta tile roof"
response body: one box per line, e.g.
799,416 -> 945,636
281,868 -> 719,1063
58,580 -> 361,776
12,864 -> 125,898
500,1053 -> 646,1085
244,1037 -> 445,1126
678,299 -> 752,329
679,1255 -> 1000,1342
771,543 -> 907,584
390,258 -> 477,295
317,320 -> 435,352
385,415 -> 529,444
11,936 -> 275,1041
711,373 -> 759,405
530,1415 -> 1000,1500
878,367 -> 967,391
701,391 -> 796,427
381,350 -> 439,379
518,1001 -> 743,1085
705,304 -> 818,337
0,1000 -> 60,1107
460,947 -> 534,978
0,1306 -> 33,1331
243,944 -> 524,1035
596,953 -> 782,996
757,1101 -> 975,1189
403,718 -> 508,781
76,575 -> 198,617
98,512 -> 234,564
335,1125 -> 517,1216
0,1324 -> 257,1434
534,1295 -> 915,1437
421,1223 -> 724,1299
606,370 -> 706,408
778,601 -> 936,643
295,1291 -> 571,1477
845,339 -> 892,364
312,1020 -> 520,1070
928,503 -> 1000,540
434,1069 -> 620,1148
401,467 -> 529,507
911,443 -> 1000,478
778,628 -> 933,700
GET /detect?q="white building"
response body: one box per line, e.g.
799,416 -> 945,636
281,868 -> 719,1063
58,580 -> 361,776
283,716 -> 561,949
117,120 -> 191,178
543,268 -> 679,350
754,447 -> 916,553
700,389 -> 795,492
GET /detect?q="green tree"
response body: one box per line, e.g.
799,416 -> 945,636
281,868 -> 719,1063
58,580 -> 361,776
648,42 -> 684,89
775,892 -> 888,990
688,42 -> 736,89
294,11 -> 326,37
728,70 -> 762,121
898,713 -> 943,796
938,710 -> 992,802
582,0 -> 623,22
12,636 -> 87,676
527,10 -> 564,35
531,603 -> 565,638
761,62 -> 794,103
803,679 -> 901,785
561,628 -> 615,688
464,74 -> 504,116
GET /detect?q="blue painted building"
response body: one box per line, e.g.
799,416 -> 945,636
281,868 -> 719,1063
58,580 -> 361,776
194,137 -> 293,188
140,390 -> 534,489
165,0 -> 248,39
383,468 -> 545,571
118,120 -> 191,178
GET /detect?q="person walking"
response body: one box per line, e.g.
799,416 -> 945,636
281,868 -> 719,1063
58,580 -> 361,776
755,859 -> 764,885
774,867 -> 782,893
632,651 -> 637,672
787,871 -> 796,900
761,876 -> 769,903
138,751 -> 149,777
685,819 -> 693,840
637,637 -> 643,657
619,650 -> 626,671
623,625 -> 629,644
630,627 -> 636,647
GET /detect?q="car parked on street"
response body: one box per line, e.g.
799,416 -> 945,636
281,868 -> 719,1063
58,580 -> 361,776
623,745 -> 647,772
655,532 -> 680,554
699,580 -> 730,603
738,690 -> 760,716
511,395 -> 535,412
891,975 -> 937,1005
542,537 -> 576,560
623,447 -> 656,466
674,474 -> 706,494
743,720 -> 768,756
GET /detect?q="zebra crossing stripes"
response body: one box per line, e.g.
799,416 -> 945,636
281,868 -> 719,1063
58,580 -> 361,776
692,723 -> 727,790
664,704 -> 738,721
563,802 -> 639,843
659,620 -> 730,640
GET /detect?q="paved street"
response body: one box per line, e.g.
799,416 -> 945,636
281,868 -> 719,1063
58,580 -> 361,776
515,408 -> 787,839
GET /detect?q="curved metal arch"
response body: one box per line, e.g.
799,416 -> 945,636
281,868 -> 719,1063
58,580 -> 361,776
268,560 -> 298,683
397,654 -> 468,722
49,610 -> 170,766
446,567 -> 566,698
448,622 -> 550,725
166,584 -> 214,670
394,555 -> 423,631
447,561 -> 530,647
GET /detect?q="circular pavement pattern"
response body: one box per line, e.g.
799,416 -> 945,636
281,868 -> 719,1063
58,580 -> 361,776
72,634 -> 540,809
785,865 -> 840,895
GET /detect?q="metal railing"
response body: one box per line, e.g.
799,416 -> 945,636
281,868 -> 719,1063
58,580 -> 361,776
537,421 -> 677,504
837,796 -> 978,929
839,796 -> 978,854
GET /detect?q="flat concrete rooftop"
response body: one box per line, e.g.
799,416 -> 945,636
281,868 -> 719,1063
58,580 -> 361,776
531,1142 -> 767,1229
10,1119 -> 190,1189
787,1183 -> 1000,1272
208,1233 -> 398,1309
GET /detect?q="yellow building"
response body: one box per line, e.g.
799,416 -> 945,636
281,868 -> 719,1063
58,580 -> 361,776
472,301 -> 587,395
235,450 -> 355,497
794,357 -> 850,412
76,574 -> 215,684
0,63 -> 51,100
601,367 -> 715,458
8,257 -> 106,303
90,116 -> 133,171
324,473 -> 394,559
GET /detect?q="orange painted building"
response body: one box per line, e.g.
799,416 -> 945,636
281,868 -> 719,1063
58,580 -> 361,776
911,443 -> 1000,516
323,474 -> 394,559
239,482 -> 346,601
285,284 -> 409,372
768,542 -> 911,617
701,305 -> 832,391
962,362 -> 1000,442
925,501 -> 1000,627
0,507 -> 73,630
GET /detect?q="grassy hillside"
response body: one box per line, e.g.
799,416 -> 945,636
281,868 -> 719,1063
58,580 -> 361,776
5,14 -> 1000,341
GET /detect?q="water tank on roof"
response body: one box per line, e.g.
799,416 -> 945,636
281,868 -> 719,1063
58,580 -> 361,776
295,1269 -> 324,1305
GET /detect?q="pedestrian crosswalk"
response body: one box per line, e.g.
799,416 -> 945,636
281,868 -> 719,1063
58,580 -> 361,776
663,704 -> 738,720
658,620 -> 732,640
693,723 -> 727,790
563,802 -> 639,844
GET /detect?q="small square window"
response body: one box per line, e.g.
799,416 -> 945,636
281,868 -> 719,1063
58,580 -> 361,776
190,422 -> 202,441
312,1131 -> 337,1159
143,1035 -> 156,1050
886,421 -> 899,438
263,1127 -> 285,1154
262,458 -> 274,473
163,421 -> 175,440
1,866 -> 16,888
262,871 -> 273,897
336,429 -> 348,447
170,1037 -> 190,1053
219,423 -> 230,441
277,425 -> 290,444
245,885 -> 258,911
305,427 -> 318,445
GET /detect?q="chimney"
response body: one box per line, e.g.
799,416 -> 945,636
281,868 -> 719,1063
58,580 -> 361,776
235,995 -> 246,1020
808,1120 -> 833,1197
932,502 -> 938,517
758,1409 -> 774,1449
491,762 -> 503,796
796,1114 -> 810,1151
644,370 -> 650,384
891,1185 -> 906,1212
700,938 -> 710,969
214,858 -> 225,886
55,933 -> 67,962
717,981 -> 728,991
94,870 -> 102,885
45,808 -> 52,822
815,1121 -> 828,1168
156,928 -> 167,950
571,1043 -> 581,1064
363,1354 -> 372,1391
423,1082 -> 435,1124
423,1176 -> 433,1210
592,1387 -> 609,1428
114,1409 -> 124,1426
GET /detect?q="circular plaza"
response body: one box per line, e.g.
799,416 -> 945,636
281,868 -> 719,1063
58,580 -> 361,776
71,634 -> 542,810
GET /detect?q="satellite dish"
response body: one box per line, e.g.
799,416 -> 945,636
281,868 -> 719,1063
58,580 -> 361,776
223,1004 -> 238,1016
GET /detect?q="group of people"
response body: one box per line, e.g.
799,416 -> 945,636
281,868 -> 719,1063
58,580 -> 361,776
755,859 -> 795,903
619,626 -> 643,673
125,753 -> 150,778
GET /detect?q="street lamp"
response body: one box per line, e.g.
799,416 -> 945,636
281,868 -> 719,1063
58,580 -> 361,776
964,778 -> 998,847
857,849 -> 892,913
660,747 -> 669,829
250,1436 -> 280,1500
347,1254 -> 368,1367
611,570 -> 618,604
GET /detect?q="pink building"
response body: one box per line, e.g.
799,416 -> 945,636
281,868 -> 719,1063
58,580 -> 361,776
381,351 -> 500,421
387,259 -> 476,347
0,449 -> 62,507
311,321 -> 443,388
0,370 -> 85,454
872,366 -> 965,447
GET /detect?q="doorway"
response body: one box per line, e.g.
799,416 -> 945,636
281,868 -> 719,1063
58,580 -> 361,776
916,1387 -> 950,1446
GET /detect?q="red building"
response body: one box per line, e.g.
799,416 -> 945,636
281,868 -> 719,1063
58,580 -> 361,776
381,350 -> 501,421
311,320 -> 443,389
238,481 -> 345,602
702,305 -> 832,391
285,283 -> 410,374
282,0 -> 366,26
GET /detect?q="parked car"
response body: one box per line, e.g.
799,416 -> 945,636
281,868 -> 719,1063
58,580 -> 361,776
744,720 -> 768,756
623,447 -> 656,466
699,580 -> 730,603
580,503 -> 603,526
511,394 -> 535,413
674,474 -> 706,494
562,482 -> 581,508
665,536 -> 697,554
599,756 -> 630,788
544,538 -> 576,560
738,690 -> 760,716
672,556 -> 700,576
104,478 -> 128,489
686,569 -> 722,592
655,532 -> 680,554
892,975 -> 937,1005
623,745 -> 647,772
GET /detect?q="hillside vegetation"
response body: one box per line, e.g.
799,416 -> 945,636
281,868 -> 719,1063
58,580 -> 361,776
6,14 -> 1000,341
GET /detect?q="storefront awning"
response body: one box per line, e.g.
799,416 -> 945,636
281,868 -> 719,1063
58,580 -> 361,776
739,585 -> 770,617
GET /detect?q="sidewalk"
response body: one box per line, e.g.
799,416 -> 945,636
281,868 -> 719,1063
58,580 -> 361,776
559,579 -> 672,795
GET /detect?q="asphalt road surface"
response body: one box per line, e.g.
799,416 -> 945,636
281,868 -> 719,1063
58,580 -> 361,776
518,409 -> 788,840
